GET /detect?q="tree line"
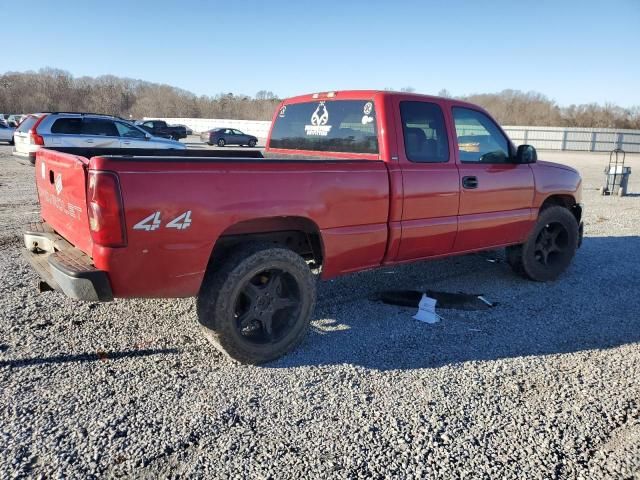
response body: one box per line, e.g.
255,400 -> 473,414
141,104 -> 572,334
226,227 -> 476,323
0,68 -> 280,122
1,68 -> 638,129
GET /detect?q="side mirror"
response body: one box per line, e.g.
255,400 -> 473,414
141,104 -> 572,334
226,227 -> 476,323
516,144 -> 537,164
145,133 -> 152,140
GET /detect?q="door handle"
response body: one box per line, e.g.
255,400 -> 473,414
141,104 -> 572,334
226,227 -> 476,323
85,139 -> 94,144
462,176 -> 478,189
122,141 -> 131,145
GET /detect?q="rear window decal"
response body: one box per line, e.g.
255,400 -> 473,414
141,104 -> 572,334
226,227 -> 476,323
305,102 -> 332,137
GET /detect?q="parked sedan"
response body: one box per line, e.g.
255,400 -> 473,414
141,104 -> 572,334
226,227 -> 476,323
0,121 -> 15,144
201,128 -> 258,147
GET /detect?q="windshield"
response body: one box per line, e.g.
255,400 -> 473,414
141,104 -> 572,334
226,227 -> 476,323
269,100 -> 378,154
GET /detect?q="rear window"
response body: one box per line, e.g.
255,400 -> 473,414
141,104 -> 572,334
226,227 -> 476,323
269,100 -> 379,154
51,118 -> 82,134
16,115 -> 41,133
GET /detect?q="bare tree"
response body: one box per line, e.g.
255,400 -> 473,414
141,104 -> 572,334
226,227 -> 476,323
1,69 -> 638,128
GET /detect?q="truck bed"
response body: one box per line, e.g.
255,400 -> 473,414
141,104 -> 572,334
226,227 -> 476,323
35,147 -> 391,298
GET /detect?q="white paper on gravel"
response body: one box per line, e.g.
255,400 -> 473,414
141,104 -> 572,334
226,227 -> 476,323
413,294 -> 442,324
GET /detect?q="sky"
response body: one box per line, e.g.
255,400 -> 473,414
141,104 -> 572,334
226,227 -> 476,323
2,0 -> 639,106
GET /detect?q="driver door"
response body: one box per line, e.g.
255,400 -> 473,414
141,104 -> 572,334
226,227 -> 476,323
452,107 -> 535,252
233,129 -> 248,144
115,121 -> 148,148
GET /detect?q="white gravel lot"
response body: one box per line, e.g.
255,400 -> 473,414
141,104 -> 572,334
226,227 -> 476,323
0,145 -> 639,479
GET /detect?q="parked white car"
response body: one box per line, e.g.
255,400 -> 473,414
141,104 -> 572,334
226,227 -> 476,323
13,113 -> 186,164
0,121 -> 15,144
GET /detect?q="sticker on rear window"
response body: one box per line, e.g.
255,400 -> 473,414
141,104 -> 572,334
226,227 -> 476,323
304,102 -> 332,137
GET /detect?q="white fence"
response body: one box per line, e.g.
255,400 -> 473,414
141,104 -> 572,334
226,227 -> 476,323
504,126 -> 640,153
151,117 -> 640,153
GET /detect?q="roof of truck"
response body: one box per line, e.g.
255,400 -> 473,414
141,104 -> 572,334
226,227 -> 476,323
283,90 -> 481,110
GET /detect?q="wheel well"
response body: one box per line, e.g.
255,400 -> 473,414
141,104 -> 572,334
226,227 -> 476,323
207,217 -> 324,272
540,195 -> 581,223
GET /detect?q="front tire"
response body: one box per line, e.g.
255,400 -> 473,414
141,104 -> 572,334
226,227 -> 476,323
508,206 -> 579,281
248,139 -> 257,148
197,243 -> 316,364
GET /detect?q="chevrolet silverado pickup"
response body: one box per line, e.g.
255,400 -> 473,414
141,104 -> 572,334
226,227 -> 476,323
23,91 -> 583,364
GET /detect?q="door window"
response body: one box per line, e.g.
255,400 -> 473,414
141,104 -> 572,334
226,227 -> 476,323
115,121 -> 146,138
452,108 -> 510,163
400,101 -> 449,163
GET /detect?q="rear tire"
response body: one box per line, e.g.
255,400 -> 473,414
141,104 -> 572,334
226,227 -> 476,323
197,243 -> 316,364
508,206 -> 579,281
217,138 -> 226,147
9,136 -> 14,146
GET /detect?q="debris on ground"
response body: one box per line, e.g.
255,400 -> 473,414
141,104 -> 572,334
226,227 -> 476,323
375,290 -> 496,310
412,294 -> 441,324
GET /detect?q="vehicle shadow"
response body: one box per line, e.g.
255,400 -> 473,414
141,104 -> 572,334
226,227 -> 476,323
269,236 -> 640,371
0,348 -> 180,369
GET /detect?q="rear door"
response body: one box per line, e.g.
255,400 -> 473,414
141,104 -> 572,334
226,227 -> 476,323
394,98 -> 460,261
223,129 -> 236,144
452,107 -> 535,251
79,118 -> 121,148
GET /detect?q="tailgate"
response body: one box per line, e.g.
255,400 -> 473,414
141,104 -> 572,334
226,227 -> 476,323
35,149 -> 93,255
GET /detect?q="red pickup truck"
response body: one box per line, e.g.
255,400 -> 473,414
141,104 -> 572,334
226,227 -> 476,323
23,90 -> 583,363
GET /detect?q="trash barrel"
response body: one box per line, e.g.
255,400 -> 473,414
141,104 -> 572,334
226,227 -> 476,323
604,165 -> 632,196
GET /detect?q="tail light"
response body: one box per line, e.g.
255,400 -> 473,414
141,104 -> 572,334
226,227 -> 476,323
87,171 -> 127,247
31,133 -> 44,145
29,115 -> 46,145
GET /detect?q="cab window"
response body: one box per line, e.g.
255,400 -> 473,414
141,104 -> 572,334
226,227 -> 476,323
400,101 -> 449,163
452,108 -> 510,163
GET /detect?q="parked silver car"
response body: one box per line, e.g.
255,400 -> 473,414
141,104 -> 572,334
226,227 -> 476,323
13,113 -> 186,164
0,121 -> 15,144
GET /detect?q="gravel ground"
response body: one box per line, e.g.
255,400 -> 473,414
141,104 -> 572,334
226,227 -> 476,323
1,145 -> 639,479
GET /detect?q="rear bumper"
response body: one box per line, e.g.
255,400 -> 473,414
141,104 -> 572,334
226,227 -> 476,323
23,222 -> 113,302
13,148 -> 36,165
